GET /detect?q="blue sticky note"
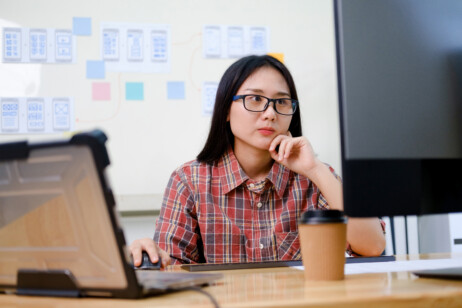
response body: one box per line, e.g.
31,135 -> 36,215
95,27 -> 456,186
86,60 -> 105,79
126,82 -> 144,100
73,17 -> 92,36
167,81 -> 185,100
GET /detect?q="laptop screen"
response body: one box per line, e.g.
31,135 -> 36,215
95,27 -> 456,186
0,143 -> 128,289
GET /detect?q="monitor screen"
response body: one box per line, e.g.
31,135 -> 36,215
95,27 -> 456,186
334,0 -> 462,217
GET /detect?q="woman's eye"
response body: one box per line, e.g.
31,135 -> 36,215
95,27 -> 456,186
249,95 -> 263,102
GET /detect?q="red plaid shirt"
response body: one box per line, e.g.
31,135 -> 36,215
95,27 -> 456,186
154,147 -> 353,264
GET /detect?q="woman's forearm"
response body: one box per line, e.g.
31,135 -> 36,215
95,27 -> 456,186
305,162 -> 386,256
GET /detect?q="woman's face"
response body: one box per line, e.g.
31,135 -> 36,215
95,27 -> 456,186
228,66 -> 293,153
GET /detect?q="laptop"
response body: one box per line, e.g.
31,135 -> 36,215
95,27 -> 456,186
413,267 -> 462,280
0,130 -> 222,298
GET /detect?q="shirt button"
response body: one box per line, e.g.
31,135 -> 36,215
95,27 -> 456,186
259,243 -> 264,249
257,202 -> 263,208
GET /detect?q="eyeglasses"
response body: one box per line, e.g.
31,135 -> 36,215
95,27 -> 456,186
233,95 -> 298,116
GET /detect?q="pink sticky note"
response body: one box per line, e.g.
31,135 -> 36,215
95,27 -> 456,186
92,82 -> 111,100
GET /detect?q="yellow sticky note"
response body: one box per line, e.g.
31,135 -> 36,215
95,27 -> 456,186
268,53 -> 284,63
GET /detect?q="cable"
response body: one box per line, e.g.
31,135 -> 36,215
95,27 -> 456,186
180,286 -> 220,308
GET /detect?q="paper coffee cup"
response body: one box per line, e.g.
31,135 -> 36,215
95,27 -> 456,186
299,210 -> 347,281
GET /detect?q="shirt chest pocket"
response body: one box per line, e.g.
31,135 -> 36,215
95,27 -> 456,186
275,231 -> 301,260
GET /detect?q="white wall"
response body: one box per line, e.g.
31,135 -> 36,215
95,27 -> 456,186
3,1 -> 461,253
119,215 -> 158,245
0,0 -> 340,212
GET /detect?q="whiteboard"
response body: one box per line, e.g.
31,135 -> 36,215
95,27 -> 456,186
0,0 -> 340,211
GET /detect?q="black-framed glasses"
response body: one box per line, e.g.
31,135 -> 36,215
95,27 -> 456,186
233,95 -> 298,115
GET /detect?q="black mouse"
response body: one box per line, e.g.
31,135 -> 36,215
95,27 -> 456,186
134,251 -> 161,270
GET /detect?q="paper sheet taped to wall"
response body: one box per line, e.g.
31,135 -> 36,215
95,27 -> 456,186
0,97 -> 74,134
2,28 -> 76,63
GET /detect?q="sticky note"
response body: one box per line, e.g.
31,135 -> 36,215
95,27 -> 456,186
73,17 -> 92,36
167,81 -> 185,100
86,60 -> 105,79
126,82 -> 144,100
268,52 -> 284,63
92,82 -> 111,101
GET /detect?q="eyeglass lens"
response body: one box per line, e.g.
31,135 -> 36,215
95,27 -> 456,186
244,95 -> 295,114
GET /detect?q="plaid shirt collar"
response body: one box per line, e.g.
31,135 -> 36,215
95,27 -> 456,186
218,147 -> 291,197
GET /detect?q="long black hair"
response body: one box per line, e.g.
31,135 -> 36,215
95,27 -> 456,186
197,55 -> 302,163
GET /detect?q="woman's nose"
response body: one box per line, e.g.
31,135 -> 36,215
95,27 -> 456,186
262,102 -> 277,120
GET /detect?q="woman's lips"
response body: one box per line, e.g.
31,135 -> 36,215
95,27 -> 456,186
258,127 -> 275,136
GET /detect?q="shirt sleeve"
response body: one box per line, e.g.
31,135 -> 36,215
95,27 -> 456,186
153,168 -> 203,265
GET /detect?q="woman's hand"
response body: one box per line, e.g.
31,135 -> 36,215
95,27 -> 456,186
129,238 -> 171,268
268,132 -> 321,178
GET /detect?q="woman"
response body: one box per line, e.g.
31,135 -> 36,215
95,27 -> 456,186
130,55 -> 386,267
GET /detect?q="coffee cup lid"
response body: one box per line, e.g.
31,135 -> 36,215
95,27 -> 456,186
299,209 -> 347,224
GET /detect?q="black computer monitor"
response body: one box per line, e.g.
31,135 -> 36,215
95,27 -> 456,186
334,0 -> 462,217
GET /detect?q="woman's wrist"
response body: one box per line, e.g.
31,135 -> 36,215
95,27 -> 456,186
303,161 -> 344,211
303,158 -> 326,182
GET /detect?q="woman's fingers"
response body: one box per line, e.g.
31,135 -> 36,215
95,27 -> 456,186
158,245 -> 171,268
283,140 -> 295,159
129,240 -> 143,266
278,138 -> 289,161
145,244 -> 160,263
269,134 -> 284,152
129,238 -> 159,266
270,134 -> 301,161
129,239 -> 171,269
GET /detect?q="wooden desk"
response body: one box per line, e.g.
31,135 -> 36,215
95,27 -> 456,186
1,253 -> 462,308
